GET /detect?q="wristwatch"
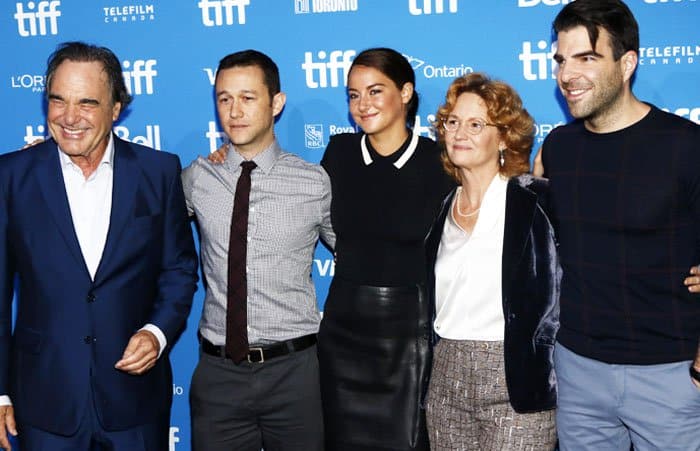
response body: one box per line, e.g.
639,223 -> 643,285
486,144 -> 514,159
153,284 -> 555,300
690,365 -> 700,383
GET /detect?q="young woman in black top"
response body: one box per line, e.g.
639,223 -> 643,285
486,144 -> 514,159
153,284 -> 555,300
318,47 -> 453,451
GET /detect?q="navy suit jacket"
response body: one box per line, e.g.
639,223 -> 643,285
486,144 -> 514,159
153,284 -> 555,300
0,136 -> 198,435
425,175 -> 560,413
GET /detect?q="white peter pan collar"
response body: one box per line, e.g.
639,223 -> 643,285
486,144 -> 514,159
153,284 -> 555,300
360,132 -> 419,169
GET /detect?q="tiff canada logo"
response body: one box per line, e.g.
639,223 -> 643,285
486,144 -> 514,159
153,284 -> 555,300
122,60 -> 157,95
198,0 -> 249,26
14,1 -> 61,37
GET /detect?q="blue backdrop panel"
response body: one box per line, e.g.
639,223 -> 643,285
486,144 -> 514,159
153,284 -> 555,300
1,1 -> 698,449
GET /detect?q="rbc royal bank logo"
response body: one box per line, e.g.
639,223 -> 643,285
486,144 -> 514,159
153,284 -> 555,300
14,1 -> 61,37
11,74 -> 46,92
304,124 -> 324,149
409,0 -> 458,14
301,50 -> 356,88
122,59 -> 158,95
198,0 -> 249,26
103,4 -> 155,24
294,0 -> 358,14
519,40 -> 557,81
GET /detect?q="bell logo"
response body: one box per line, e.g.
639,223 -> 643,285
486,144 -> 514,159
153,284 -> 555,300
14,1 -> 61,37
409,0 -> 458,15
301,50 -> 356,88
114,125 -> 162,150
198,0 -> 249,26
519,40 -> 557,81
122,59 -> 158,95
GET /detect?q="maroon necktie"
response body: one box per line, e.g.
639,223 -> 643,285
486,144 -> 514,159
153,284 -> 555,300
226,160 -> 257,363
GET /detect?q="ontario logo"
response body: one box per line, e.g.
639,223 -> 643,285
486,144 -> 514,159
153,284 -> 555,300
403,54 -> 473,80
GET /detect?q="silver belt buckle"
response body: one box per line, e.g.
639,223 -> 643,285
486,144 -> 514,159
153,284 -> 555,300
247,347 -> 264,363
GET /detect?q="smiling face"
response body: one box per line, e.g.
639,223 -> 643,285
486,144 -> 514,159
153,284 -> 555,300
347,65 -> 412,138
215,65 -> 285,159
47,60 -> 120,164
554,25 -> 630,126
445,92 -> 503,178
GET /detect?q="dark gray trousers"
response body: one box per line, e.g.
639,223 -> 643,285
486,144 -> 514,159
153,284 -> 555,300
190,344 -> 323,451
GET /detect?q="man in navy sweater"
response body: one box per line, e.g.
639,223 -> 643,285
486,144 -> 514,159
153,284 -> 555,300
538,1 -> 700,449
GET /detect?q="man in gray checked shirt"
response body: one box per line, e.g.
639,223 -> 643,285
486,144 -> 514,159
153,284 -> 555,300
182,49 -> 334,451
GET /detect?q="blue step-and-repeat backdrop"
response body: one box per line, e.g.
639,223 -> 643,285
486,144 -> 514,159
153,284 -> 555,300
1,0 -> 698,449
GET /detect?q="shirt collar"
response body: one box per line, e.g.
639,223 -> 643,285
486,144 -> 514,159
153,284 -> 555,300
226,139 -> 282,174
360,132 -> 419,169
58,133 -> 115,171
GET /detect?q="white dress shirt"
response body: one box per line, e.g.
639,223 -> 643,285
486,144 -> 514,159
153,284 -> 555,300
433,174 -> 507,340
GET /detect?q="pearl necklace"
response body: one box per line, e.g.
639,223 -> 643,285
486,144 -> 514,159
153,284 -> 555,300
456,188 -> 481,218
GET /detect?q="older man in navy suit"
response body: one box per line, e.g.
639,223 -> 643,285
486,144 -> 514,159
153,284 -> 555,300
0,42 -> 198,450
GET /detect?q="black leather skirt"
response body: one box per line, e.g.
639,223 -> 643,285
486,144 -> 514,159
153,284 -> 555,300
318,277 -> 431,451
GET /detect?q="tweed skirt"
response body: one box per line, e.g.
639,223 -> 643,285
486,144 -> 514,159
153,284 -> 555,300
426,339 -> 556,451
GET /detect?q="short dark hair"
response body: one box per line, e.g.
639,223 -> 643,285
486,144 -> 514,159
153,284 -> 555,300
46,41 -> 132,109
216,50 -> 281,100
553,0 -> 639,60
349,47 -> 418,128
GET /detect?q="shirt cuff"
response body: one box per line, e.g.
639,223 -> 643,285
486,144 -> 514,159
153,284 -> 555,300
140,324 -> 167,359
0,395 -> 11,406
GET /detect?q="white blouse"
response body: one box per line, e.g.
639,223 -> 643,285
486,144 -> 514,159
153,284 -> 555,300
433,174 -> 507,341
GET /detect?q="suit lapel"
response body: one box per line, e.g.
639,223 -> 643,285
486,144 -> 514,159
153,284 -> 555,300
501,179 -> 537,300
94,137 -> 138,282
35,141 -> 89,271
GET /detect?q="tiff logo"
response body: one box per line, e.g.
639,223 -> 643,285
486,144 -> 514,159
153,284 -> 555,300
14,1 -> 61,37
409,0 -> 457,15
122,59 -> 157,95
198,0 -> 249,26
519,40 -> 557,81
301,50 -> 356,88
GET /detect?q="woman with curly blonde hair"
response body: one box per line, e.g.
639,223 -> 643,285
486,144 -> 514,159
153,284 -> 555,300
424,73 -> 560,450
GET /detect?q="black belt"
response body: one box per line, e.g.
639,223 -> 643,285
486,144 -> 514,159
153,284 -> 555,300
201,334 -> 316,363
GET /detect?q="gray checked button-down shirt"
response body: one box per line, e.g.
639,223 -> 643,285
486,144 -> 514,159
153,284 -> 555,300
182,140 -> 335,345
